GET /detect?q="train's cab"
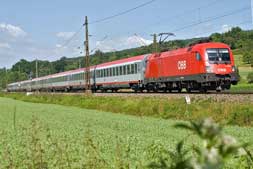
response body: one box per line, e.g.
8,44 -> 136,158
194,42 -> 240,90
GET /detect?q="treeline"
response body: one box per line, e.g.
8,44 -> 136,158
0,27 -> 253,89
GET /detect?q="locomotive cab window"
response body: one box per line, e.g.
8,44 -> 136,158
196,52 -> 201,61
206,48 -> 231,63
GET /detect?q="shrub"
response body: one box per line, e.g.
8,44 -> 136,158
247,72 -> 253,83
148,118 -> 253,169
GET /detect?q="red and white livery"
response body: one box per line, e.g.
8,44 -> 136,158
7,41 -> 239,93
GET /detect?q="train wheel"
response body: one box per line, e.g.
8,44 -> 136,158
186,87 -> 191,93
199,88 -> 207,93
216,86 -> 222,92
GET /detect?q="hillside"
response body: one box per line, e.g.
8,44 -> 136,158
0,27 -> 252,89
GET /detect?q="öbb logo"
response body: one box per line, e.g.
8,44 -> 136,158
177,60 -> 187,70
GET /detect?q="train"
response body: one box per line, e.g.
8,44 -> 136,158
7,41 -> 240,93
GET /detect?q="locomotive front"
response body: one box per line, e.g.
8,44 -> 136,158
197,42 -> 240,91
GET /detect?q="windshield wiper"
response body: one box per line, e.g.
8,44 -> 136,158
213,61 -> 219,64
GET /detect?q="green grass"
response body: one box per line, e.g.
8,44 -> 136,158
230,66 -> 253,92
238,67 -> 253,83
0,97 -> 253,168
231,83 -> 253,92
1,93 -> 253,127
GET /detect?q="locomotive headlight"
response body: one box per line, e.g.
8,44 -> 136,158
206,66 -> 213,73
232,66 -> 236,72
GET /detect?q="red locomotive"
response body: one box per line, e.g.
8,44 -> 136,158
7,41 -> 239,93
144,42 -> 239,92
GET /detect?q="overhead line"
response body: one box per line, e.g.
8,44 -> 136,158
59,25 -> 84,50
192,20 -> 252,37
151,0 -> 224,26
89,0 -> 157,24
105,0 -> 226,40
171,6 -> 251,33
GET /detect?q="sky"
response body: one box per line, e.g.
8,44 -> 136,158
0,0 -> 252,68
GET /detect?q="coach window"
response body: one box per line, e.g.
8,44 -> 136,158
98,70 -> 101,78
196,52 -> 201,61
131,64 -> 134,74
108,68 -> 111,77
127,65 -> 130,74
112,67 -> 115,76
134,63 -> 138,73
119,66 -> 121,75
123,66 -> 126,75
122,66 -> 124,75
116,67 -> 118,76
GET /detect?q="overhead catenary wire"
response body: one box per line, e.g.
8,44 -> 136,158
113,0 -> 226,36
56,0 -> 157,55
170,6 -> 251,33
148,0 -> 224,27
191,20 -> 252,37
88,0 -> 157,24
56,1 -> 251,58
59,25 -> 84,49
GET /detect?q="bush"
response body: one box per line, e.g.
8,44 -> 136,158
247,72 -> 253,83
148,118 -> 253,169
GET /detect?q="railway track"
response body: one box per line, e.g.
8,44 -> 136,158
22,89 -> 253,95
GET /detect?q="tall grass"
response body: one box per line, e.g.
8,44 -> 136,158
0,117 -> 252,168
1,93 -> 253,126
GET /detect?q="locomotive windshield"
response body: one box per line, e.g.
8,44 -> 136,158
206,48 -> 231,64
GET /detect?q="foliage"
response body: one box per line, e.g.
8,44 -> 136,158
247,72 -> 253,83
242,52 -> 253,65
1,93 -> 253,127
230,83 -> 253,92
148,118 -> 253,169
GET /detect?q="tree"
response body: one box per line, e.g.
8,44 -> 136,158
242,52 -> 253,64
247,72 -> 253,83
54,56 -> 67,73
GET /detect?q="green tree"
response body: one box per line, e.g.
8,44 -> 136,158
247,72 -> 253,83
242,52 -> 253,64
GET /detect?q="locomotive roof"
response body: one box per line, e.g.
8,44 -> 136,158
155,42 -> 230,58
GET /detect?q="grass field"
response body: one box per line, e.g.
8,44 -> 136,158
230,66 -> 253,92
0,97 -> 253,168
1,93 -> 253,127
